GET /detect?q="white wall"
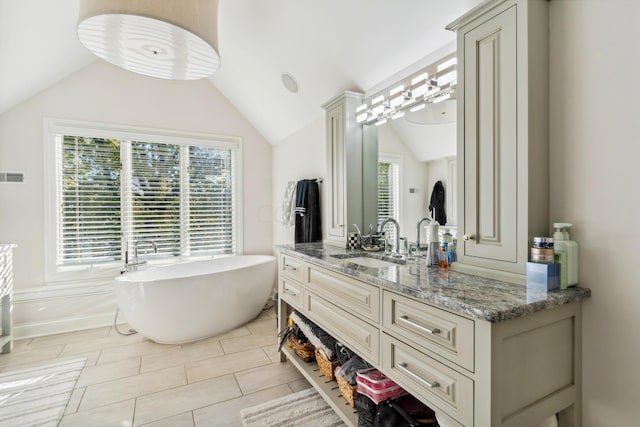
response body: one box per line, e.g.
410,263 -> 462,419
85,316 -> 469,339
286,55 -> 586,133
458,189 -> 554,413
549,0 -> 640,425
271,117 -> 326,245
0,61 -> 273,336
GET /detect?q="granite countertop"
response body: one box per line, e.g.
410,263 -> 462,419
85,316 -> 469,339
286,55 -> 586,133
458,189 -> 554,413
276,242 -> 591,323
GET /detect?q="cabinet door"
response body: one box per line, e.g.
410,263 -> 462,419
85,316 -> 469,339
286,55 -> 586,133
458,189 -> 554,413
326,103 -> 346,239
462,6 -> 517,263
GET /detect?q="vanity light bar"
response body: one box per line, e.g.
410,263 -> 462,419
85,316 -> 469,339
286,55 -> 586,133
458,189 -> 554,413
354,53 -> 457,124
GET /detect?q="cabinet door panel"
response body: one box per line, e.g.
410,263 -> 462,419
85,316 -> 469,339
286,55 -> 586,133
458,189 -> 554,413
327,104 -> 346,239
463,6 -> 517,263
382,291 -> 474,372
279,278 -> 304,310
382,334 -> 473,427
280,254 -> 306,282
305,291 -> 379,365
307,264 -> 380,322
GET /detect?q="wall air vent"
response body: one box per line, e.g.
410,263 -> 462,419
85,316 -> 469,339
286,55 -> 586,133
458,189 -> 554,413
0,172 -> 24,183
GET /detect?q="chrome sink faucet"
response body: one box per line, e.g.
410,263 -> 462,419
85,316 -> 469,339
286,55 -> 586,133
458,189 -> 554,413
124,240 -> 158,272
379,218 -> 400,257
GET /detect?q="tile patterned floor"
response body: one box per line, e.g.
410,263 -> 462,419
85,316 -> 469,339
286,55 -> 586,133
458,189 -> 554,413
0,309 -> 311,426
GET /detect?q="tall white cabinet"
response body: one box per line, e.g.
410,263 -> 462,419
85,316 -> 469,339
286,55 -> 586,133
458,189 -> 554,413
322,92 -> 366,245
448,0 -> 550,283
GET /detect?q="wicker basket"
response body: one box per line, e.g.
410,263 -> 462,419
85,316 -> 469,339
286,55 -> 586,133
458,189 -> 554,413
336,373 -> 358,407
289,335 -> 315,363
315,348 -> 340,380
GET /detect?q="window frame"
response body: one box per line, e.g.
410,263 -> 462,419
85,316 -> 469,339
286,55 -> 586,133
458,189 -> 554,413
43,118 -> 243,283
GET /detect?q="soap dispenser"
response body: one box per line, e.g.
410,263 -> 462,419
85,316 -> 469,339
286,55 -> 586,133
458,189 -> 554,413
553,223 -> 579,288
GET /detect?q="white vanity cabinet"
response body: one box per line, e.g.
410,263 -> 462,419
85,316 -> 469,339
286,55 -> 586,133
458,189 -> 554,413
0,244 -> 16,353
278,249 -> 584,427
322,92 -> 365,245
448,0 -> 550,282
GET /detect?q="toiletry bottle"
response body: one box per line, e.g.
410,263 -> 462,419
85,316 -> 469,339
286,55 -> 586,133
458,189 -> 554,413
439,243 -> 449,269
553,223 -> 579,288
442,229 -> 452,244
447,242 -> 456,264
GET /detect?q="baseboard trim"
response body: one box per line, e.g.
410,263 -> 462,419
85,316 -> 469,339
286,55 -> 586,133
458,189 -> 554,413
11,281 -> 119,339
13,312 -> 120,340
14,281 -> 114,303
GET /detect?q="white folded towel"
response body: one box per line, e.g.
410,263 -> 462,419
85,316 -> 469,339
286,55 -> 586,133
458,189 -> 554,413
281,180 -> 297,227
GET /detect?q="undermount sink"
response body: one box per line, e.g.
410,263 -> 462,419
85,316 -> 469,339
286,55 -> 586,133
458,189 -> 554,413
342,256 -> 399,269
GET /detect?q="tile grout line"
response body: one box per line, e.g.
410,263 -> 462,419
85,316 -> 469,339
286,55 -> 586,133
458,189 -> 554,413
132,396 -> 138,427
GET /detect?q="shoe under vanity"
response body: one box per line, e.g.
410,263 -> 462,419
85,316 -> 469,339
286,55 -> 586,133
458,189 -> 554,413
276,243 -> 590,427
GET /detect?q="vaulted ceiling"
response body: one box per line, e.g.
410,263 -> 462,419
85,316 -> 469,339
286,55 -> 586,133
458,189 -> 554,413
0,0 -> 482,145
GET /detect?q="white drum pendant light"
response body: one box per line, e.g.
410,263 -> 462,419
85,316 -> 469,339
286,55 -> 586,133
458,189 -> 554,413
77,0 -> 220,80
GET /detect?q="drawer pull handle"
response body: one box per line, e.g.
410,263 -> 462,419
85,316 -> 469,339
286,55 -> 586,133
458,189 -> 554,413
398,362 -> 439,389
399,315 -> 441,335
283,264 -> 298,271
284,288 -> 298,297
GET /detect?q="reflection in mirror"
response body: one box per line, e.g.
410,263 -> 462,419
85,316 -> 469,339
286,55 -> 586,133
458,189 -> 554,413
360,51 -> 459,246
376,115 -> 456,245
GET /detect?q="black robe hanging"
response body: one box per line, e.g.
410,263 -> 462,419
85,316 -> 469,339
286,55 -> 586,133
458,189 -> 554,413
428,180 -> 446,225
294,179 -> 322,243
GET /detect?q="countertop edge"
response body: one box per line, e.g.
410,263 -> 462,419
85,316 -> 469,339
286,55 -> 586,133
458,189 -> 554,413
276,243 -> 592,323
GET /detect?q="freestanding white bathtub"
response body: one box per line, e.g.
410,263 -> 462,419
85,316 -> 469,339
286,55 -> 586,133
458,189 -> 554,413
114,255 -> 276,344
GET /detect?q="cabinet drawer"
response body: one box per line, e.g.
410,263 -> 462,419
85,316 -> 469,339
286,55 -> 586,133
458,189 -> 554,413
383,291 -> 474,372
305,291 -> 379,365
382,334 -> 473,427
307,264 -> 380,323
280,254 -> 306,282
279,277 -> 304,310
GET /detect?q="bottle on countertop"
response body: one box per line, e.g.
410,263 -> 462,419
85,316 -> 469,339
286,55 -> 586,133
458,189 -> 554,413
447,242 -> 456,264
553,223 -> 579,288
426,220 -> 440,267
439,243 -> 449,269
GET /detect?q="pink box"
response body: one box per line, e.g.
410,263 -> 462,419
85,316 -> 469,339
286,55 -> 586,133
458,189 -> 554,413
356,369 -> 407,403
356,369 -> 397,390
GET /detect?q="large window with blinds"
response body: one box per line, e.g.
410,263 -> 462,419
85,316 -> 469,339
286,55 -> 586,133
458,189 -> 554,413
45,120 -> 242,280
